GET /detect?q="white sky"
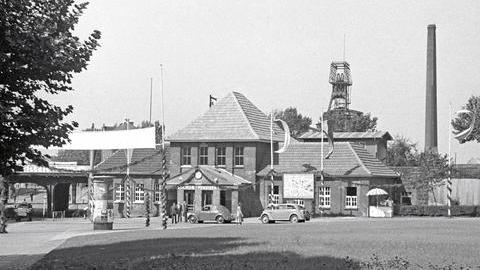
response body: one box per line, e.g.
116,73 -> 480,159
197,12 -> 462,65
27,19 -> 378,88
51,0 -> 480,163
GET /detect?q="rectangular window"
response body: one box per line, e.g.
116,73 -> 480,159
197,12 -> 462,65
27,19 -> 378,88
401,191 -> 412,205
215,146 -> 226,167
269,185 -> 280,204
288,199 -> 305,206
181,147 -> 191,166
319,186 -> 331,208
134,183 -> 145,202
115,184 -> 125,201
345,187 -> 357,209
199,146 -> 208,165
154,183 -> 160,202
234,146 -> 244,167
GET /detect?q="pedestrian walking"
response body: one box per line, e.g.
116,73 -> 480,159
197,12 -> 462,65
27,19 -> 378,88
236,203 -> 243,225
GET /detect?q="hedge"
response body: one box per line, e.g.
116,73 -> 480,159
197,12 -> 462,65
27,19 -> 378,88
395,205 -> 480,217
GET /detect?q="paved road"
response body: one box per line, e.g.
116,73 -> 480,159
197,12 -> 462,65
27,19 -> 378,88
0,217 -> 228,270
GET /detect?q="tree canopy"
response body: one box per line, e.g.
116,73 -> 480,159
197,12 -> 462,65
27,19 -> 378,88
0,0 -> 101,177
386,136 -> 419,167
320,110 -> 378,132
273,107 -> 312,138
451,95 -> 480,144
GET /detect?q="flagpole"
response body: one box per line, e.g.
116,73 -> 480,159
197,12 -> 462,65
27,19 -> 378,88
320,108 -> 324,179
447,103 -> 452,218
319,108 -> 325,218
270,110 -> 274,204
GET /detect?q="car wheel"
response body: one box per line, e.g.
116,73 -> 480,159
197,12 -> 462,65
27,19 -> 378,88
216,216 -> 225,224
188,215 -> 198,224
15,217 -> 21,222
261,214 -> 270,224
290,214 -> 298,223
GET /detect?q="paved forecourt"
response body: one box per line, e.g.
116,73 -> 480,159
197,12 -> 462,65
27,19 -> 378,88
0,217 -> 218,270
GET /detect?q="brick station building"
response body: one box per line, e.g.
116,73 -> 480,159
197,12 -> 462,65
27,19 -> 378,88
96,91 -> 401,217
257,141 -> 401,216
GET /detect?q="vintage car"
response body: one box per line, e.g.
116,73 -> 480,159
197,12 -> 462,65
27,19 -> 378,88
260,203 -> 306,224
187,204 -> 233,224
5,202 -> 33,222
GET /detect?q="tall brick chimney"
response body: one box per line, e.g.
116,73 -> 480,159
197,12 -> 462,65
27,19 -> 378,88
425,24 -> 438,153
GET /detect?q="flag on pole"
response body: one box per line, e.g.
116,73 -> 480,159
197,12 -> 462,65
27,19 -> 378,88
324,119 -> 335,159
274,119 -> 291,154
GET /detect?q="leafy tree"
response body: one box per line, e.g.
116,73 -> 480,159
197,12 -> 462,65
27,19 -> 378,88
386,136 -> 419,167
451,95 -> 480,143
0,0 -> 101,232
411,151 -> 450,205
273,107 -> 312,138
319,110 -> 378,132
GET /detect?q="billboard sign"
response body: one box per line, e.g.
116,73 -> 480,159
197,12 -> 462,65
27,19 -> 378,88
283,174 -> 314,199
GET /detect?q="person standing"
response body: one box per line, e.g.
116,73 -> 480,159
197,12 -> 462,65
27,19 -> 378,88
178,202 -> 185,222
183,201 -> 188,222
170,202 -> 177,224
236,203 -> 243,225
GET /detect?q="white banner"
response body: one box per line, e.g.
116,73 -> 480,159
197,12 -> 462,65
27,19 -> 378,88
56,127 -> 156,150
283,174 -> 314,199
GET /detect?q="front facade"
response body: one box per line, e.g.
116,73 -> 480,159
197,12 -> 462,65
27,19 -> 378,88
257,142 -> 401,216
166,92 -> 285,217
95,147 -> 168,217
96,91 -> 401,218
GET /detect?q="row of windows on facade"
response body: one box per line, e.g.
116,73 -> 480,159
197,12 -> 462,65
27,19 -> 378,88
271,186 -> 359,209
277,188 -> 413,208
114,183 -> 162,203
181,146 -> 244,167
114,183 -> 222,206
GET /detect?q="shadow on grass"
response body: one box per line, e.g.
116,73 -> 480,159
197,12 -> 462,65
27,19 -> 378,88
30,237 -> 361,270
0,254 -> 44,270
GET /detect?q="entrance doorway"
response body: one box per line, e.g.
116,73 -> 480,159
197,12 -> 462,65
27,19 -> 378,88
202,190 -> 213,207
184,190 -> 194,211
53,183 -> 70,211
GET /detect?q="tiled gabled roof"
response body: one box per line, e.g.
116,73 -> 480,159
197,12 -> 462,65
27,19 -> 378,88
257,142 -> 398,178
167,166 -> 251,186
94,145 -> 169,175
298,130 -> 393,141
167,92 -> 285,142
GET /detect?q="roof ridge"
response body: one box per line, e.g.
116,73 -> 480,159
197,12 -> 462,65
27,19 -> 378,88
231,92 -> 260,140
347,142 -> 372,175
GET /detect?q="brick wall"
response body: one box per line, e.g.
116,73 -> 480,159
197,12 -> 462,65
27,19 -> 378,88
168,141 -> 259,183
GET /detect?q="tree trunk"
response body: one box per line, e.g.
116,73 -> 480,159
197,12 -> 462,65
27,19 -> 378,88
0,175 -> 8,233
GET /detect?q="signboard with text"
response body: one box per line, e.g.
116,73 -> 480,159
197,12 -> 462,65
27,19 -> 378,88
283,174 -> 314,199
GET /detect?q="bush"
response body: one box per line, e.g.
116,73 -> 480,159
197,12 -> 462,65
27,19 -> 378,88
397,205 -> 480,217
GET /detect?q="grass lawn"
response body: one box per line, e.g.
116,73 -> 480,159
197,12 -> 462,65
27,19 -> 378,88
30,217 -> 480,270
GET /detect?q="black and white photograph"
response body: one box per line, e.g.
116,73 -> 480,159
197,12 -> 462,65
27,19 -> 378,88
1,0 -> 480,269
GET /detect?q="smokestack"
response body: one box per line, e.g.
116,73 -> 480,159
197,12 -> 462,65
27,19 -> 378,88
425,24 -> 438,153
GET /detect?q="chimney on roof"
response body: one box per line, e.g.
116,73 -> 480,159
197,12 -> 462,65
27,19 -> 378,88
425,24 -> 438,153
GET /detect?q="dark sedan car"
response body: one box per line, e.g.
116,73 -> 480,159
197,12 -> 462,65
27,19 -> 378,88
187,204 -> 233,224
